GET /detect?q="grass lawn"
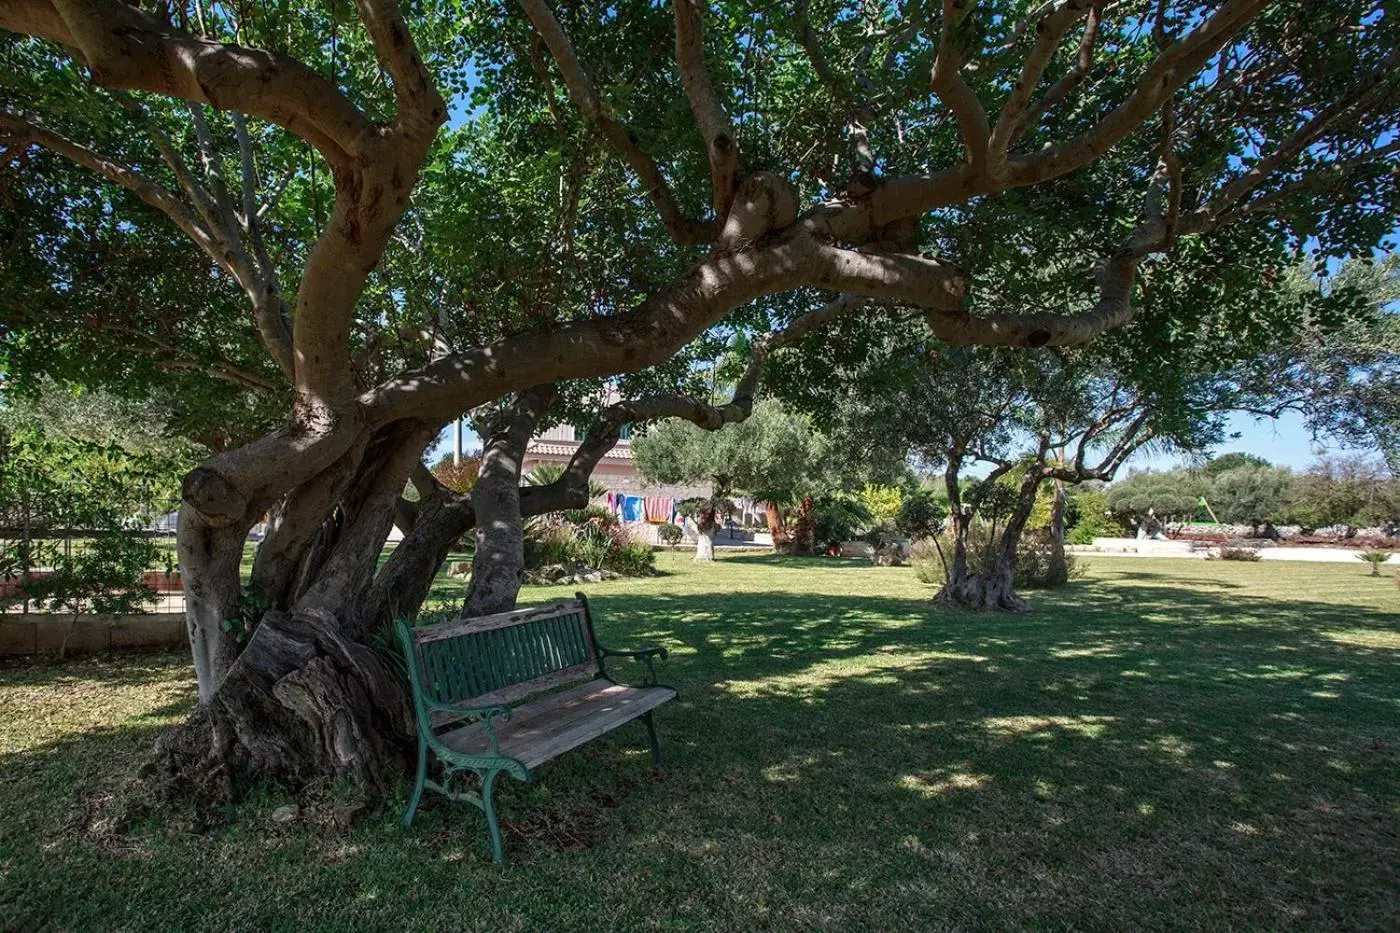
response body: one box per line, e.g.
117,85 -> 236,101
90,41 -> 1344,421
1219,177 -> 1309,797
2,554 -> 1397,931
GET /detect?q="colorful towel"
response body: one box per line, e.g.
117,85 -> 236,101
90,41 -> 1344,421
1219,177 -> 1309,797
621,495 -> 645,523
644,496 -> 673,523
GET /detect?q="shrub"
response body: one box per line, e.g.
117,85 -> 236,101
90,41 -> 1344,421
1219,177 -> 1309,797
657,523 -> 684,547
563,505 -> 616,527
21,533 -> 161,615
522,517 -> 655,577
1213,545 -> 1262,561
432,456 -> 479,493
612,539 -> 657,576
858,484 -> 903,525
812,493 -> 871,551
525,463 -> 608,500
1065,489 -> 1118,544
896,490 -> 947,541
1357,549 -> 1392,576
910,538 -> 948,585
908,526 -> 1078,589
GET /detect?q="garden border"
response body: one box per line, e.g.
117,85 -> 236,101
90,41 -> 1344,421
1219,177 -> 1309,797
0,613 -> 186,656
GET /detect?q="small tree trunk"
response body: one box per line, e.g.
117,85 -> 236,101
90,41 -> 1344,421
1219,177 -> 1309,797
694,512 -> 718,561
367,489 -> 473,625
789,496 -> 815,554
764,501 -> 791,551
943,455 -> 970,586
178,511 -> 252,701
1046,478 -> 1069,587
936,467 -> 1040,613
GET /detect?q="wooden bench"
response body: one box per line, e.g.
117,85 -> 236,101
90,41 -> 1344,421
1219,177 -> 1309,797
397,592 -> 675,863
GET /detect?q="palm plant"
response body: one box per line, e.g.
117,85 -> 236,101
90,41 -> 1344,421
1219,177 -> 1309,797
1357,550 -> 1393,576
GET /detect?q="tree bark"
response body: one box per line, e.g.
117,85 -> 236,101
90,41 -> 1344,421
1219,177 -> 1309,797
934,559 -> 1030,612
163,422 -> 435,791
943,454 -> 971,586
158,606 -> 414,797
694,520 -> 717,561
789,496 -> 816,554
367,485 -> 474,626
764,501 -> 792,551
464,388 -> 553,616
177,512 -> 249,701
1046,478 -> 1069,587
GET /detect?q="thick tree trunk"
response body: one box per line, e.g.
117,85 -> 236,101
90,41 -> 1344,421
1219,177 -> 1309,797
464,388 -> 551,617
465,470 -> 525,616
163,422 -> 435,794
466,486 -> 525,615
158,607 -> 414,796
934,559 -> 1031,612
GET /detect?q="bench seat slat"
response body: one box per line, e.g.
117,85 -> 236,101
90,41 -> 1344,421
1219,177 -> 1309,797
439,679 -> 676,770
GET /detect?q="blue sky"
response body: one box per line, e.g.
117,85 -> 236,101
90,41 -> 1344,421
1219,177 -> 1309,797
1131,410 -> 1375,472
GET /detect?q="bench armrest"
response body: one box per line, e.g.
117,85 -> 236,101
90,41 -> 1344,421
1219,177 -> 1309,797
421,700 -> 513,756
596,643 -> 669,686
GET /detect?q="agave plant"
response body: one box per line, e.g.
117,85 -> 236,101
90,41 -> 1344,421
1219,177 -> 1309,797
523,462 -> 609,501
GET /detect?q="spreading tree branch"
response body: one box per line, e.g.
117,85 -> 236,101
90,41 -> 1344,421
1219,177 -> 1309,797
1,0 -> 377,166
930,0 -> 991,175
673,0 -> 739,219
0,109 -> 215,255
515,0 -> 718,245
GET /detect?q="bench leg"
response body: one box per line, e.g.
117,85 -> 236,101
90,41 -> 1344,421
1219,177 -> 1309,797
480,769 -> 506,864
642,710 -> 662,768
403,734 -> 428,826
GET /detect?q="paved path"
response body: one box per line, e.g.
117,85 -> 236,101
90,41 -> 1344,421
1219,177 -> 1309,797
1074,539 -> 1394,565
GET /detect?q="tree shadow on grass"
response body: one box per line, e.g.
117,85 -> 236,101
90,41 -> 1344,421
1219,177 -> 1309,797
560,582 -> 1399,928
2,577 -> 1397,930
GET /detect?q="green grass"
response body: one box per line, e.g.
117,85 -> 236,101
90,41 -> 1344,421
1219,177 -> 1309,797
2,555 -> 1398,931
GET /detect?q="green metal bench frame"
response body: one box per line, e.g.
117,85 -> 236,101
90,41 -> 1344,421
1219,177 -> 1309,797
397,592 -> 674,863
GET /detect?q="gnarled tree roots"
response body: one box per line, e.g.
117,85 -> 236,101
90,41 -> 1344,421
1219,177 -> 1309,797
935,573 -> 1033,613
156,608 -> 413,802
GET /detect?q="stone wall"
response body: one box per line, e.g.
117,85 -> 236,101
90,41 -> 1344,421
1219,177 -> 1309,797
0,614 -> 186,656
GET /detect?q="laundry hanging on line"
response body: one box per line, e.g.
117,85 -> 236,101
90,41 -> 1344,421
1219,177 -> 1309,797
619,495 -> 645,523
643,496 -> 674,523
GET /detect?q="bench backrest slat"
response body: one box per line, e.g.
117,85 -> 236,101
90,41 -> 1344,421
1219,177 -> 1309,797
413,600 -> 584,642
406,598 -> 598,724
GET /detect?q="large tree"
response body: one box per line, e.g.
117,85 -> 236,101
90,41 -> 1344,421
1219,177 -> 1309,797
1,0 -> 1397,793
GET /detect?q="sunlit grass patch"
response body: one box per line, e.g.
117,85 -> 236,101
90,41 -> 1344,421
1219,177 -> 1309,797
1,554 -> 1397,931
